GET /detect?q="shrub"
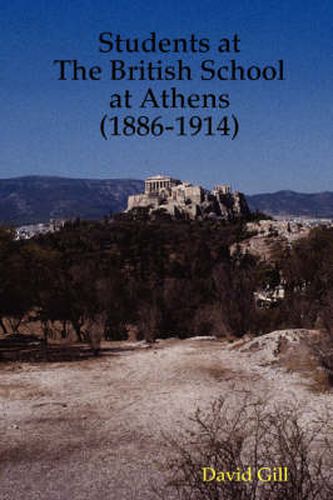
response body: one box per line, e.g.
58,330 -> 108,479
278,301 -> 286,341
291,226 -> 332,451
159,396 -> 333,499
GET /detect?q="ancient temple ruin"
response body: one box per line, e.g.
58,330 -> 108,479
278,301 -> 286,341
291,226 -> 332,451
144,175 -> 181,193
127,175 -> 250,220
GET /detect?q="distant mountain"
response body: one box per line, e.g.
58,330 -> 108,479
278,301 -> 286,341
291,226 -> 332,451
0,177 -> 333,226
246,191 -> 333,218
0,176 -> 144,225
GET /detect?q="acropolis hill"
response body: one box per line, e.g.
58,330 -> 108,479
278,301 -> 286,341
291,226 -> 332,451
126,175 -> 250,220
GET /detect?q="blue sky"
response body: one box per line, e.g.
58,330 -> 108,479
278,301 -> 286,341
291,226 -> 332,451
1,0 -> 332,193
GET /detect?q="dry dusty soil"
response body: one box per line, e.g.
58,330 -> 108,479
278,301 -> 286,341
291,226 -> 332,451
1,332 -> 333,499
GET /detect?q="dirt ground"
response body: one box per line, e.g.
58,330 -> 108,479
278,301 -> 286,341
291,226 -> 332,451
1,333 -> 332,500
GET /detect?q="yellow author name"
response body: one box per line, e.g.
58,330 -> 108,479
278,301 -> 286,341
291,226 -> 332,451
202,466 -> 288,483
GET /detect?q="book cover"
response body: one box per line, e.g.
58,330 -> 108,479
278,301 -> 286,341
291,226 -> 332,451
1,1 -> 332,499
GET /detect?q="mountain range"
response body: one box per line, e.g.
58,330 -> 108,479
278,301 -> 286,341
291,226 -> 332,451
0,176 -> 143,225
0,176 -> 332,225
248,190 -> 333,218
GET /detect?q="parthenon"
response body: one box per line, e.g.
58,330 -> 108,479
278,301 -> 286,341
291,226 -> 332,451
144,175 -> 181,194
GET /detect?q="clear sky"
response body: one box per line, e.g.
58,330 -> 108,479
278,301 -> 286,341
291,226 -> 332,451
1,0 -> 332,193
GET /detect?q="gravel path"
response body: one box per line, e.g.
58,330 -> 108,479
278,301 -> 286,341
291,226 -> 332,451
1,334 -> 332,499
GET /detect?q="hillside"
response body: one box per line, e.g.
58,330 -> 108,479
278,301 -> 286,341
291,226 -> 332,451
0,176 -> 144,225
247,190 -> 333,218
1,177 -> 333,225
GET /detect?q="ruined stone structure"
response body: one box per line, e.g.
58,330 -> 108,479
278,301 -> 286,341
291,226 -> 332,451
144,175 -> 181,194
127,175 -> 250,220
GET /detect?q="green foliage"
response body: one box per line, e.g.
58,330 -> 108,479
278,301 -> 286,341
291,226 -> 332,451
3,220 -> 332,343
0,219 -> 261,340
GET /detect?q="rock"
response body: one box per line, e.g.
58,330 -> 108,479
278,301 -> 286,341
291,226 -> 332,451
126,175 -> 250,220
